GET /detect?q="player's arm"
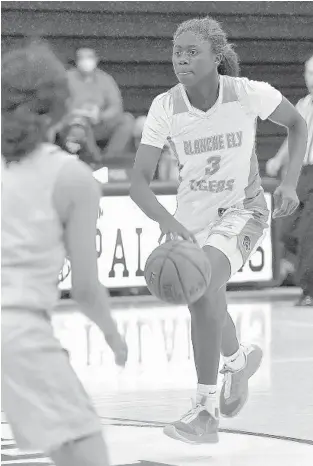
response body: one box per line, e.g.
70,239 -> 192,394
130,143 -> 173,224
130,96 -> 173,224
130,96 -> 195,242
240,79 -> 307,188
267,97 -> 307,189
54,159 -> 124,350
267,99 -> 304,175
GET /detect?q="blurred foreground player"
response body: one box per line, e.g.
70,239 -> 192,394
130,17 -> 307,444
1,43 -> 127,466
267,54 -> 313,306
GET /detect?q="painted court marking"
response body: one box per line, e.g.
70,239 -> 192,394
2,417 -> 312,466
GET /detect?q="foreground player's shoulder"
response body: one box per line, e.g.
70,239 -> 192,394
148,83 -> 190,119
56,153 -> 100,205
140,90 -> 174,149
149,89 -> 174,119
229,76 -> 283,120
229,76 -> 277,97
62,157 -> 99,195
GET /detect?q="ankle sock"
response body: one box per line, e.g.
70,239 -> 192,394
223,346 -> 246,371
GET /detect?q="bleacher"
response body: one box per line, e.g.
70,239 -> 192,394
1,1 -> 312,176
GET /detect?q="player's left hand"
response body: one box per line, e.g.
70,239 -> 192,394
273,184 -> 299,218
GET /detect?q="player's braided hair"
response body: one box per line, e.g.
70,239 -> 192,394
174,17 -> 240,77
1,41 -> 69,163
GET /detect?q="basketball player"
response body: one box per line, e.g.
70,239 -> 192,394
1,43 -> 127,466
130,17 -> 307,444
266,54 -> 313,306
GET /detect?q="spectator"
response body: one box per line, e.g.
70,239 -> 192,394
65,47 -> 134,163
266,54 -> 313,306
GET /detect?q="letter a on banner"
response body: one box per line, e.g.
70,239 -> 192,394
109,229 -> 129,278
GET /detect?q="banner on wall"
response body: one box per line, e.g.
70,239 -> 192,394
59,192 -> 273,290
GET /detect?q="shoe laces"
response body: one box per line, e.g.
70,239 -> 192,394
220,348 -> 248,400
180,400 -> 205,423
220,364 -> 234,399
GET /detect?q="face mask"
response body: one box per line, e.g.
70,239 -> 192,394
78,58 -> 97,73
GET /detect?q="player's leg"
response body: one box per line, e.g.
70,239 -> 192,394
222,308 -> 241,357
189,241 -> 261,421
216,289 -> 262,399
294,192 -> 313,306
190,249 -> 230,388
218,219 -> 265,418
1,310 -> 108,465
191,284 -> 240,374
50,433 -> 109,466
280,168 -> 311,285
164,245 -> 230,444
280,202 -> 302,279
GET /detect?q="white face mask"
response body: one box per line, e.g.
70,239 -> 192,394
78,58 -> 97,73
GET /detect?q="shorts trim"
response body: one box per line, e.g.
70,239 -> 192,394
205,234 -> 243,276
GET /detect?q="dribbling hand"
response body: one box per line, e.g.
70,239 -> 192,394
273,184 -> 299,219
158,216 -> 198,245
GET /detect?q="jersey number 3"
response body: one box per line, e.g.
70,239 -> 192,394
205,156 -> 221,176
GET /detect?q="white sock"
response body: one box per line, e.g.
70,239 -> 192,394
196,384 -> 218,417
223,346 -> 246,371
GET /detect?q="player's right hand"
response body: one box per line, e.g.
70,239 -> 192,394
266,157 -> 282,177
105,332 -> 128,367
158,216 -> 197,245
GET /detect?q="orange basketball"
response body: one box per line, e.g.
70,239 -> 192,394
144,240 -> 211,305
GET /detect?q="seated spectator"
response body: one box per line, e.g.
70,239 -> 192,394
63,47 -> 134,164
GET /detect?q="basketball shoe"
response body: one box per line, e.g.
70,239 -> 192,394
163,397 -> 219,444
219,344 -> 263,418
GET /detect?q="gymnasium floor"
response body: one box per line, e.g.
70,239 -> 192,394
2,288 -> 313,465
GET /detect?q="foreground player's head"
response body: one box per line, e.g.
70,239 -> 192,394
172,17 -> 240,87
1,42 -> 69,163
304,54 -> 313,95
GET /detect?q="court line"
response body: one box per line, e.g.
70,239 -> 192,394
273,356 -> 313,363
3,417 -> 313,446
99,416 -> 313,446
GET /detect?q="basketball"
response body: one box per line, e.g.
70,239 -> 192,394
144,240 -> 211,305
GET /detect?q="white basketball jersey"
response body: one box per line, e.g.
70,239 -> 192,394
1,144 -> 75,312
141,75 -> 282,232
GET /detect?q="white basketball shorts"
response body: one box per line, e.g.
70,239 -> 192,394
194,208 -> 269,277
1,309 -> 102,453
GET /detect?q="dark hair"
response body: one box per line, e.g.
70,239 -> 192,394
173,17 -> 240,77
1,41 -> 69,163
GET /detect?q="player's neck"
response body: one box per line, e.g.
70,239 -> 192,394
184,73 -> 220,112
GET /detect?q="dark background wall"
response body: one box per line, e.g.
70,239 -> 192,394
2,1 -> 313,174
